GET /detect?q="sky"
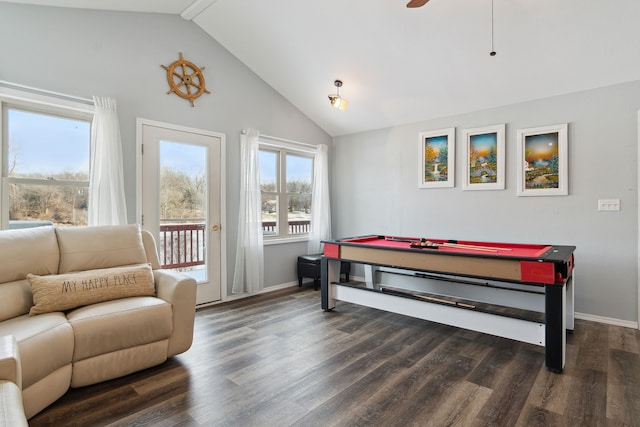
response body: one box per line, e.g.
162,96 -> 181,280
8,108 -> 90,176
8,107 -> 313,183
160,141 -> 206,177
424,135 -> 447,155
524,132 -> 558,161
259,150 -> 312,185
469,132 -> 497,157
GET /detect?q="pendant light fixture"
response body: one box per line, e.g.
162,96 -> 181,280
328,80 -> 348,111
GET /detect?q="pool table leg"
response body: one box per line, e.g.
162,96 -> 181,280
545,281 -> 567,373
364,264 -> 382,290
566,271 -> 575,332
321,257 -> 340,311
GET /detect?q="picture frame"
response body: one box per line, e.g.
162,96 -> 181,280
462,124 -> 505,191
516,123 -> 568,196
419,127 -> 455,188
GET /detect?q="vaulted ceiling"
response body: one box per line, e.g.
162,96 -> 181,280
4,0 -> 640,136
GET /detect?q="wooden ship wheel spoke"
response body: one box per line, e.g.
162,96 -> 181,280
162,52 -> 210,107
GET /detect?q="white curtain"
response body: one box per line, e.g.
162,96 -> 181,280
307,144 -> 331,255
232,129 -> 264,294
88,96 -> 127,225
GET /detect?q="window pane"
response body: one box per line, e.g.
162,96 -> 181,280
159,141 -> 207,220
159,141 -> 207,278
9,182 -> 88,226
259,150 -> 278,235
261,194 -> 278,236
288,194 -> 311,234
7,109 -> 90,178
259,150 -> 277,191
286,154 -> 312,193
286,154 -> 312,234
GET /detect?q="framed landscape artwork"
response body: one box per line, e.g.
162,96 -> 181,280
419,127 -> 455,188
516,123 -> 568,196
462,124 -> 505,191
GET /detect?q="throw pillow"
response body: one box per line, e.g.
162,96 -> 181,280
28,264 -> 155,315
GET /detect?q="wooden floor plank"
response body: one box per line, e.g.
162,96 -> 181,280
608,326 -> 640,354
475,347 -> 542,426
515,404 -> 568,427
524,361 -> 573,415
27,287 -> 640,427
606,349 -> 640,425
565,368 -> 608,426
573,320 -> 609,372
421,381 -> 493,427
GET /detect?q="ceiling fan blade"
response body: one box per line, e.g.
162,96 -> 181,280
406,0 -> 430,7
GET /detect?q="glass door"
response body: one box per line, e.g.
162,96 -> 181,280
140,121 -> 223,305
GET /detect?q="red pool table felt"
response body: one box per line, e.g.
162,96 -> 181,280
339,235 -> 552,259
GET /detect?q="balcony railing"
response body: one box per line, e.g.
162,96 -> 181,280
159,222 -> 206,269
262,220 -> 310,234
159,219 -> 311,270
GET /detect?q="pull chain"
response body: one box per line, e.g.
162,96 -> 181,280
490,0 -> 496,56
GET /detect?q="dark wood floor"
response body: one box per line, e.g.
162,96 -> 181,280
29,285 -> 640,427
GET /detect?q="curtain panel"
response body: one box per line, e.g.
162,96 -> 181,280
88,96 -> 127,225
232,128 -> 264,294
308,144 -> 331,254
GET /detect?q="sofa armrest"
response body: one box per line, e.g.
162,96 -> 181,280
0,336 -> 27,427
0,381 -> 27,427
0,336 -> 21,389
153,270 -> 197,356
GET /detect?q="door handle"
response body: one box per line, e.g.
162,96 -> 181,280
211,224 -> 220,232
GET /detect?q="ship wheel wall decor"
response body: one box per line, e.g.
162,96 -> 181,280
161,52 -> 210,107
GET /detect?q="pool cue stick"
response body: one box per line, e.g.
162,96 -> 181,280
385,237 -> 415,243
445,242 -> 512,251
441,243 -> 500,252
417,294 -> 476,309
381,287 -> 476,309
426,241 -> 498,252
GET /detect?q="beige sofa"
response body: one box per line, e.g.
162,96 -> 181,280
0,224 -> 197,421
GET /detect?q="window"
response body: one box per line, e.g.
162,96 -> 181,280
2,102 -> 92,229
259,144 -> 314,239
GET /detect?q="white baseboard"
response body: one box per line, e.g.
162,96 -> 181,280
197,281 -> 300,308
575,312 -> 638,329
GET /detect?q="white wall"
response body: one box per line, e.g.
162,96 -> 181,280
0,3 -> 331,293
332,81 -> 640,323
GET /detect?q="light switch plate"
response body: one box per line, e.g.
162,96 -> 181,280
597,199 -> 620,211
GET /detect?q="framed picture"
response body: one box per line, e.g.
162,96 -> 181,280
516,123 -> 568,196
419,127 -> 455,188
462,124 -> 505,191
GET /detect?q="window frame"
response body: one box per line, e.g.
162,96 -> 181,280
0,84 -> 94,229
258,139 -> 315,244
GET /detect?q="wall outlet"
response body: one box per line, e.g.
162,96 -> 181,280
597,199 -> 620,211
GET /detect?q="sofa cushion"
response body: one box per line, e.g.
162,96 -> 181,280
0,280 -> 33,322
0,226 -> 59,284
66,296 -> 173,362
71,341 -> 168,388
0,312 -> 74,390
56,224 -> 148,273
28,264 -> 155,315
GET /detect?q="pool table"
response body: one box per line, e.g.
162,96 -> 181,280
321,235 -> 576,373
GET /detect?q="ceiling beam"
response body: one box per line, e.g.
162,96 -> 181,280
180,0 -> 217,21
